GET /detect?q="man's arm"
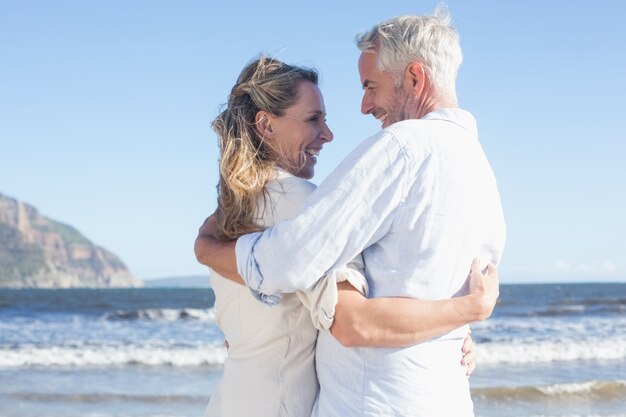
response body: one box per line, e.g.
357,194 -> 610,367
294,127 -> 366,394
331,260 -> 498,348
194,215 -> 243,284
237,131 -> 410,297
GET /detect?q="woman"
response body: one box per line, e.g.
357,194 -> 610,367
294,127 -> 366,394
201,57 -> 498,417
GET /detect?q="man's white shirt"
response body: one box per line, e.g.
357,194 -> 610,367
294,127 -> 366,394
236,108 -> 506,416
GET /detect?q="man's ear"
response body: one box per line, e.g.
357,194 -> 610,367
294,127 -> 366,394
255,110 -> 275,139
404,62 -> 427,97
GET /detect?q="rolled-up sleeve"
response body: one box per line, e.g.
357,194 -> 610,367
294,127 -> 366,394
235,130 -> 410,301
296,254 -> 369,330
235,232 -> 283,306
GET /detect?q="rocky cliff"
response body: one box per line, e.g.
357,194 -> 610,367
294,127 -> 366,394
0,193 -> 142,288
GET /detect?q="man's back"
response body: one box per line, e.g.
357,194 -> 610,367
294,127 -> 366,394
361,110 -> 505,301
313,109 -> 505,416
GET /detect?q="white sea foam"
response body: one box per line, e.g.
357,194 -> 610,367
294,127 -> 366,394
537,380 -> 626,396
473,315 -> 626,335
5,338 -> 624,368
0,343 -> 228,367
473,380 -> 626,401
475,337 -> 626,364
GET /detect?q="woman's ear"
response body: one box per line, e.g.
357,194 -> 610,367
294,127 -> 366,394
255,110 -> 275,139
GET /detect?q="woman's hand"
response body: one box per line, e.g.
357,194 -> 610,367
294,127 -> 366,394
194,211 -> 243,284
197,212 -> 219,239
461,332 -> 476,377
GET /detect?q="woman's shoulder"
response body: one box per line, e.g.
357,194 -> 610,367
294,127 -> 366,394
258,170 -> 317,225
267,170 -> 317,200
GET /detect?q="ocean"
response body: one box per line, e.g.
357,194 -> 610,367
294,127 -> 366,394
1,283 -> 625,417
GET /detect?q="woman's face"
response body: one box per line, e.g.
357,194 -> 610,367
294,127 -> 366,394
267,81 -> 333,179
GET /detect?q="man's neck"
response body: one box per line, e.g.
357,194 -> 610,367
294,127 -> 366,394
415,89 -> 458,119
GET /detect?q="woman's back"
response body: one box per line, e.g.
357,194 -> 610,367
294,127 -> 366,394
205,171 -> 321,417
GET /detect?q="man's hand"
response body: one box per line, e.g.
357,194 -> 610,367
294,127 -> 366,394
467,259 -> 499,321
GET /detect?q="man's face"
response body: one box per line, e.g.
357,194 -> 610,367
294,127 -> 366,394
358,50 -> 412,129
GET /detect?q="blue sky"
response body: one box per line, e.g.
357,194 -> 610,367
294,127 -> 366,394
1,1 -> 625,283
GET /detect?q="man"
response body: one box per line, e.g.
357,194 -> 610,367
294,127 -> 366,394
197,8 -> 505,417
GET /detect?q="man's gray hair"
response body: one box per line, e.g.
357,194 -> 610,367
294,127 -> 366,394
356,5 -> 463,102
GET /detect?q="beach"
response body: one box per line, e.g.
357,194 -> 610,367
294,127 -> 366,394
1,283 -> 625,417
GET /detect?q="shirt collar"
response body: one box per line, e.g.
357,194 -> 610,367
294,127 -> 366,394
274,167 -> 295,180
421,108 -> 477,133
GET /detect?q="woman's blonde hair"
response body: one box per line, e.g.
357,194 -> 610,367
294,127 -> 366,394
213,56 -> 318,240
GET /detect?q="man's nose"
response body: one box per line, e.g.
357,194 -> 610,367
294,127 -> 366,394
361,93 -> 373,115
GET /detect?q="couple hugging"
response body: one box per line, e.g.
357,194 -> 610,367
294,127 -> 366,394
195,7 -> 505,417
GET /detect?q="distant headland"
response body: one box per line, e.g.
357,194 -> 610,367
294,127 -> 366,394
0,192 -> 142,288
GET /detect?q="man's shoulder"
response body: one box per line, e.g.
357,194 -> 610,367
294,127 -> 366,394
383,109 -> 477,151
376,120 -> 438,160
385,119 -> 429,138
385,117 -> 442,139
386,108 -> 475,135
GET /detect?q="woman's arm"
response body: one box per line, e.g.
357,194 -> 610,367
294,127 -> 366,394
194,214 -> 243,284
330,259 -> 498,348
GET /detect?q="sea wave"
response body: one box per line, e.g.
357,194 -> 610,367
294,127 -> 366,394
564,297 -> 626,307
3,337 -> 625,367
508,414 -> 626,417
475,338 -> 626,364
102,308 -> 216,322
0,344 -> 227,367
523,302 -> 626,317
532,304 -> 588,317
472,315 -> 626,343
472,380 -> 626,402
1,391 -> 206,404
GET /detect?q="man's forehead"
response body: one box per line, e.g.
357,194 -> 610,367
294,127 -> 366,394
359,50 -> 379,68
358,53 -> 375,82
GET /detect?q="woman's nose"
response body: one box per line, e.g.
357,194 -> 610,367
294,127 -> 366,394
322,122 -> 334,142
